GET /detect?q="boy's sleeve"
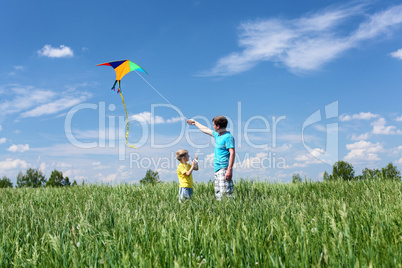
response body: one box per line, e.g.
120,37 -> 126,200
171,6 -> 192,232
177,164 -> 188,175
226,135 -> 235,149
212,131 -> 218,139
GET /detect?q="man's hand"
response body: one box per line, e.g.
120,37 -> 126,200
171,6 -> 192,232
225,169 -> 232,181
186,119 -> 213,136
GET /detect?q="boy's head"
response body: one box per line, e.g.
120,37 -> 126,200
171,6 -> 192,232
212,116 -> 228,129
176,149 -> 189,161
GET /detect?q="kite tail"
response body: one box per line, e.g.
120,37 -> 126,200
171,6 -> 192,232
111,80 -> 118,92
119,90 -> 136,149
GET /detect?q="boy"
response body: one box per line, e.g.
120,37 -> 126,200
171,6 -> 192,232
187,116 -> 235,200
176,149 -> 198,203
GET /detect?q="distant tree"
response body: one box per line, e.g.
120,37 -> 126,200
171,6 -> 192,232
361,168 -> 381,180
72,180 -> 78,186
323,171 -> 333,181
332,161 -> 355,181
46,170 -> 71,187
380,163 -> 401,180
140,169 -> 161,185
0,176 -> 13,188
292,173 -> 302,183
16,168 -> 46,188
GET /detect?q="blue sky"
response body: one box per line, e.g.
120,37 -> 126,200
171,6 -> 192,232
1,0 -> 402,184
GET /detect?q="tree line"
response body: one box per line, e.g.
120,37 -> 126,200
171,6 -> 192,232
1,161 -> 400,188
0,168 -> 160,188
0,168 -> 78,188
293,161 -> 401,183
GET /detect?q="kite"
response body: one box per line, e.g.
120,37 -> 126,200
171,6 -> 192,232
96,60 -> 148,148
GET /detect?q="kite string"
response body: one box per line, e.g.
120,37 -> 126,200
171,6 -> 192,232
135,71 -> 199,157
134,71 -> 187,118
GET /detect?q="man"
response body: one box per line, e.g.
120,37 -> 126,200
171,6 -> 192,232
187,116 -> 235,200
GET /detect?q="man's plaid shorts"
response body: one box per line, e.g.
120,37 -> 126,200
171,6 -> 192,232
214,168 -> 234,200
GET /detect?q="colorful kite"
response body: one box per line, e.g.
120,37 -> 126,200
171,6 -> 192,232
96,60 -> 148,148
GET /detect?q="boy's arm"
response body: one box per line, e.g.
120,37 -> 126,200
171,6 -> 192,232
184,160 -> 197,176
187,119 -> 213,136
225,148 -> 235,180
184,157 -> 199,175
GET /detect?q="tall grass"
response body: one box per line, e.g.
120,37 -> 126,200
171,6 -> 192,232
1,179 -> 401,267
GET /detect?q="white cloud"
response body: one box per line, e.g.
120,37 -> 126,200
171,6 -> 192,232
344,140 -> 383,162
129,111 -> 183,124
339,112 -> 379,121
350,132 -> 370,141
294,148 -> 326,166
7,144 -> 30,153
396,115 -> 402,122
21,94 -> 89,118
235,152 -> 268,169
102,173 -> 118,182
204,153 -> 214,165
396,158 -> 402,164
37,45 -> 74,58
390,48 -> 402,60
52,161 -> 72,168
371,118 -> 402,135
92,161 -> 110,170
40,162 -> 46,173
202,4 -> 402,76
0,85 -> 91,118
0,85 -> 56,116
0,137 -> 6,144
0,158 -> 28,171
63,169 -> 88,182
263,143 -> 293,152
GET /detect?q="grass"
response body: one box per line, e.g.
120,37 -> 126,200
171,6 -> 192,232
1,179 -> 401,267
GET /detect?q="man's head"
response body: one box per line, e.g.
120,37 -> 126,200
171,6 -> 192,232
176,149 -> 189,161
212,116 -> 228,129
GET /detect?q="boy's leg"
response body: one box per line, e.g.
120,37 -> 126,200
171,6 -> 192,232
214,168 -> 234,200
179,187 -> 193,203
179,188 -> 183,203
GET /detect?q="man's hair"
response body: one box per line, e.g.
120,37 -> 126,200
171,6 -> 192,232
176,149 -> 188,160
212,116 -> 228,128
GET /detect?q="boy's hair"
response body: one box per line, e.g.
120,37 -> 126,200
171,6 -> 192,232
176,149 -> 188,161
212,116 -> 228,128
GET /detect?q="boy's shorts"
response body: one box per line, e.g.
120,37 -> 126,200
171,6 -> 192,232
179,187 -> 193,203
214,168 -> 234,200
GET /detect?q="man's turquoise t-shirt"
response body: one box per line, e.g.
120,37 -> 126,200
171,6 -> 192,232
213,131 -> 235,172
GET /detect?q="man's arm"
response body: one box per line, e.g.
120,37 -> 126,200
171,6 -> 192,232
225,148 -> 235,180
187,119 -> 213,136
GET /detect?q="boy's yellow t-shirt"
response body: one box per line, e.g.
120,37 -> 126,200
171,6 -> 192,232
177,162 -> 193,188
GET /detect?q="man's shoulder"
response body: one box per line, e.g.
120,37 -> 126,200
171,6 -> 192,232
223,131 -> 234,140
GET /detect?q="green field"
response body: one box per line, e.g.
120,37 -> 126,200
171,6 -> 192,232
1,180 -> 401,267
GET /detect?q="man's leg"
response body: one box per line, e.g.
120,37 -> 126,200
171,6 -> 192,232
214,168 -> 233,200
